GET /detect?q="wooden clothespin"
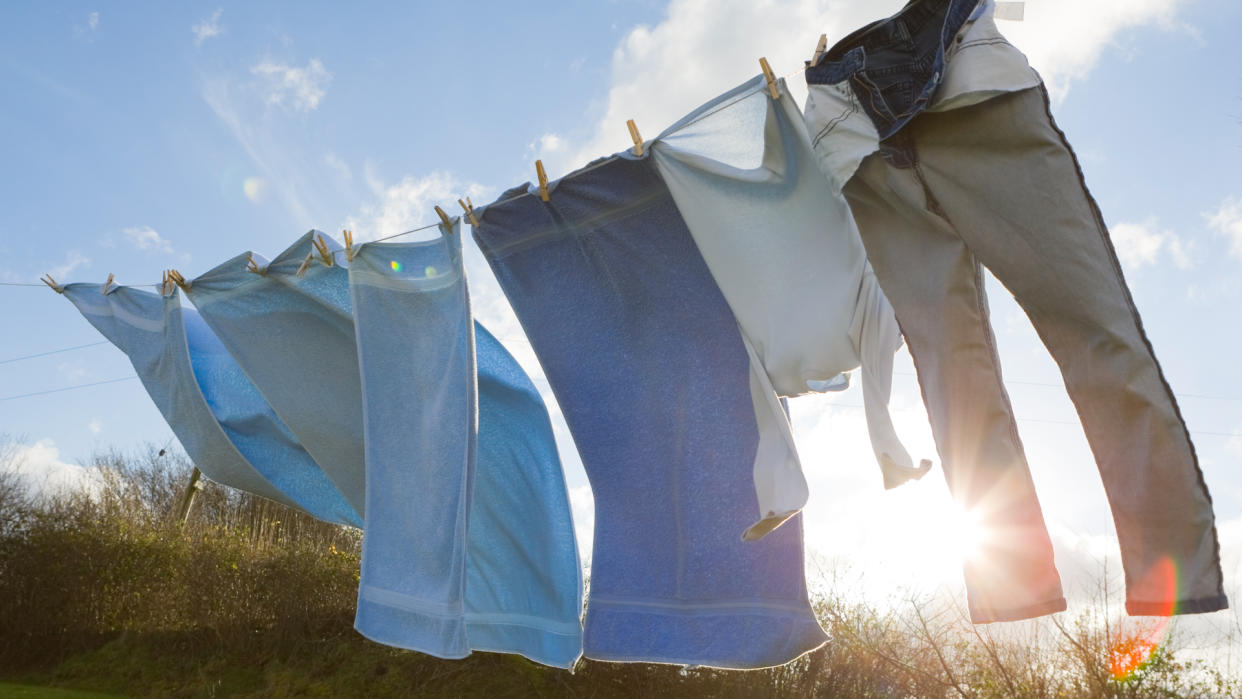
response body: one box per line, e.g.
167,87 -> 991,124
626,119 -> 644,156
535,160 -> 549,202
343,229 -> 354,262
312,234 -> 335,267
810,34 -> 828,67
167,269 -> 190,292
759,57 -> 780,100
434,205 -> 454,232
40,274 -> 62,293
458,197 -> 479,227
246,253 -> 264,275
102,273 -> 115,293
295,252 -> 315,278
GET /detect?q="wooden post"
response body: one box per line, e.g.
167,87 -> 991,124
177,467 -> 203,527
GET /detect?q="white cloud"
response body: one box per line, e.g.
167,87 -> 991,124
49,250 -> 90,280
123,225 -> 173,254
88,12 -> 99,32
1207,196 -> 1242,261
559,0 -> 1190,174
192,9 -> 224,46
1109,219 -> 1191,272
251,59 -> 331,113
1001,0 -> 1189,101
88,419 -> 102,436
4,440 -> 102,497
346,170 -> 484,242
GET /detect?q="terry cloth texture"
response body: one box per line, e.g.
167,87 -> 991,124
349,223 -> 583,668
650,73 -> 931,525
186,231 -> 367,518
62,283 -> 358,525
473,154 -> 826,669
806,0 -> 1226,621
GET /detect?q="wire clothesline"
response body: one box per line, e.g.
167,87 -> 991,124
5,372 -> 1242,441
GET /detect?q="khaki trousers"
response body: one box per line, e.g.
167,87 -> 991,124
843,86 -> 1226,622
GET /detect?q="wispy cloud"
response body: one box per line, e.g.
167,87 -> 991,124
1207,195 -> 1242,261
192,9 -> 224,46
88,12 -> 99,32
49,250 -> 90,280
251,59 -> 331,113
87,419 -> 102,436
324,153 -> 352,181
123,226 -> 173,254
200,78 -> 316,225
1109,219 -> 1191,272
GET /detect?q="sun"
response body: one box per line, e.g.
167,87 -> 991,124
946,504 -> 987,563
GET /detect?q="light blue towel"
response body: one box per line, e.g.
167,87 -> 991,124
62,283 -> 358,525
186,231 -> 367,517
474,154 -> 827,668
349,223 -> 583,668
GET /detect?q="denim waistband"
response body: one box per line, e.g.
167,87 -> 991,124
805,0 -> 981,142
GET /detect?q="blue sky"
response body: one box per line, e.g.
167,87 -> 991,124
2,0 -> 1242,655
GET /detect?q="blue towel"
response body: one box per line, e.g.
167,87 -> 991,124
349,223 -> 583,668
62,283 -> 358,525
186,231 -> 367,517
473,154 -> 827,668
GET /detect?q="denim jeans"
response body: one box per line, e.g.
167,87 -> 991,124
805,0 -> 1227,622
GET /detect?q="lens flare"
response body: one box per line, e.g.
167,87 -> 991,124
425,265 -> 437,277
242,177 -> 268,203
390,261 -> 402,271
1110,556 -> 1177,680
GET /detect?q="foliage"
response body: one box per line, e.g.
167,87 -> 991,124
0,441 -> 1237,697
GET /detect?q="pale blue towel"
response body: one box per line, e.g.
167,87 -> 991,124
186,231 -> 367,517
62,283 -> 358,524
349,223 -> 583,668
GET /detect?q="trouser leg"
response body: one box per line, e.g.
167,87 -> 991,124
911,86 -> 1225,614
844,156 -> 1066,623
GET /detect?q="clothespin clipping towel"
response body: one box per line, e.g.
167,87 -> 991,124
343,230 -> 354,262
312,234 -> 335,267
535,160 -> 549,202
759,57 -> 780,100
102,273 -> 115,294
810,34 -> 828,67
246,254 -> 264,275
626,119 -> 644,156
40,274 -> 63,293
167,269 -> 190,292
295,252 -> 315,278
458,197 -> 479,227
434,205 -> 454,232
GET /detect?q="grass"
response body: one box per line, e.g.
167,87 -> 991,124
1,440 -> 1238,697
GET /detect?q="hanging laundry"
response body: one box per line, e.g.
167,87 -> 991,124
185,232 -> 368,517
349,223 -> 583,668
61,282 -> 359,525
649,73 -> 931,539
474,155 -> 827,668
804,0 -> 1226,622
